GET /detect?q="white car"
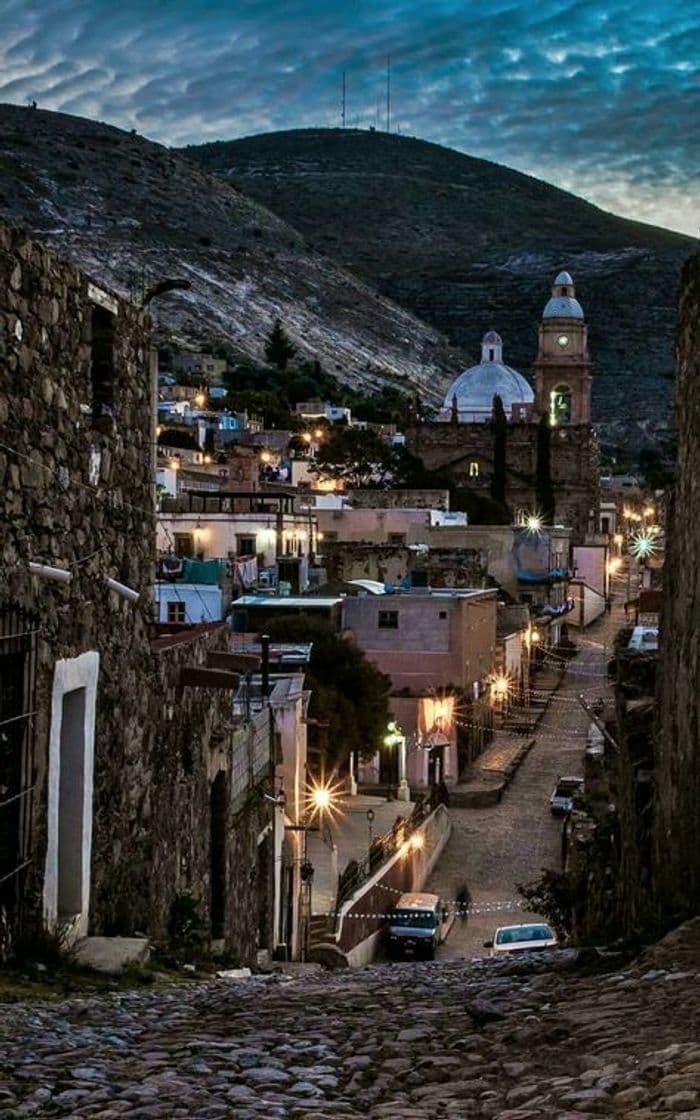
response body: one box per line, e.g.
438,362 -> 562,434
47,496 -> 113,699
550,776 -> 584,815
485,922 -> 558,956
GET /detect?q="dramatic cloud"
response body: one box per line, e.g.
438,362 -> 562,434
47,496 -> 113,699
0,0 -> 697,233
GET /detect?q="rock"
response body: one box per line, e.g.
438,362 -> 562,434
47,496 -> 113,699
74,937 -> 150,975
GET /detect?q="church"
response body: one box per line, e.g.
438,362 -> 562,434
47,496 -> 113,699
407,271 -> 599,541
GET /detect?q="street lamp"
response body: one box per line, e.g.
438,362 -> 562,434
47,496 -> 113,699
384,720 -> 410,802
287,779 -> 343,962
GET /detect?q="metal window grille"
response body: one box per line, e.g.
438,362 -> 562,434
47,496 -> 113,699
0,605 -> 40,932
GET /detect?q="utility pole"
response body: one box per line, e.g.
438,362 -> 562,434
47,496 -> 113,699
341,70 -> 346,129
386,54 -> 391,133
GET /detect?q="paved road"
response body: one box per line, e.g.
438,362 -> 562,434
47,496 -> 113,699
427,602 -> 621,959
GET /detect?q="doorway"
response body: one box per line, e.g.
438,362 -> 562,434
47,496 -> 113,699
209,771 -> 228,940
57,689 -> 87,922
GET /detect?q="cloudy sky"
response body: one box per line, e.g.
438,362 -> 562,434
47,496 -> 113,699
1,0 -> 698,235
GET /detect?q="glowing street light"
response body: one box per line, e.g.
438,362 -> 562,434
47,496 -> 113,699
629,530 -> 661,560
193,392 -> 206,408
524,512 -> 543,533
313,428 -> 324,440
490,673 -> 511,704
260,450 -> 272,464
305,778 -> 343,822
301,432 -> 313,444
384,720 -> 410,802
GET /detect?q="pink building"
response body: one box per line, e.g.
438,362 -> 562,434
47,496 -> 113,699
342,589 -> 497,790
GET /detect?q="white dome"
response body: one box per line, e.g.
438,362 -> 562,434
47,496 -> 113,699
442,332 -> 534,422
543,295 -> 584,320
544,271 -> 584,319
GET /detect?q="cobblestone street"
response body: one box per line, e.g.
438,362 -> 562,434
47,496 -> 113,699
428,604 -> 620,959
9,595 -> 698,1120
3,921 -> 700,1118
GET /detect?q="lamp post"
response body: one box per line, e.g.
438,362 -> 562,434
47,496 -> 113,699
286,780 -> 340,961
384,720 -> 410,801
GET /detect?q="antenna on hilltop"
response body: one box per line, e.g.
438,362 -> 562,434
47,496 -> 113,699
386,54 -> 391,132
341,70 -> 347,129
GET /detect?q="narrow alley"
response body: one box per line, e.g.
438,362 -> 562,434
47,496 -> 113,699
428,600 -> 621,958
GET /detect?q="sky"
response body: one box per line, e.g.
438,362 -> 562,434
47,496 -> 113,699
0,0 -> 698,236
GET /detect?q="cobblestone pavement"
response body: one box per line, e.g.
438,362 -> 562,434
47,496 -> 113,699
427,603 -> 621,959
3,920 -> 700,1118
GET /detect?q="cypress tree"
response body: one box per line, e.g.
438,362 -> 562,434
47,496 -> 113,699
264,319 -> 297,371
491,393 -> 508,510
535,412 -> 556,524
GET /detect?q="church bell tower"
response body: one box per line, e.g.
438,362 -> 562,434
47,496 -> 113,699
533,271 -> 592,426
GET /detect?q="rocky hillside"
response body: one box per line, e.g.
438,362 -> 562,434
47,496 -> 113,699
185,128 -> 695,453
0,107 -> 466,404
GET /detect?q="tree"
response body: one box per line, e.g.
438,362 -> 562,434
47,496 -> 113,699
309,427 -> 401,489
535,412 -> 556,524
264,319 -> 297,371
491,394 -> 508,513
262,616 -> 392,772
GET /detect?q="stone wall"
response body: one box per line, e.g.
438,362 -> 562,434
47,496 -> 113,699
407,419 -> 599,540
655,252 -> 700,922
348,489 -> 450,510
323,542 -> 488,589
0,222 -> 267,963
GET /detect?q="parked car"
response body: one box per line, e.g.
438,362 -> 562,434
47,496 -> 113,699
387,892 -> 449,960
550,775 -> 584,815
484,922 -> 558,956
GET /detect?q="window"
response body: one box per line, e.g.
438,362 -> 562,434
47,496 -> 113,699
468,461 -> 480,478
167,601 -> 186,623
488,348 -> 495,361
90,307 -> 115,423
601,517 -> 610,534
388,532 -> 406,545
236,534 -> 257,557
439,610 -> 447,620
174,533 -> 194,558
378,610 -> 399,630
549,385 -> 572,426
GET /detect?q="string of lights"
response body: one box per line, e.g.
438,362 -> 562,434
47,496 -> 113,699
321,899 -> 527,920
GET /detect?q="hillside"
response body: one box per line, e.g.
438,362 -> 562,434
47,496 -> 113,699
184,128 -> 694,451
0,107 -> 465,404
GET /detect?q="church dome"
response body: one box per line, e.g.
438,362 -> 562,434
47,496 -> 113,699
543,270 -> 584,319
543,295 -> 584,319
441,331 -> 534,423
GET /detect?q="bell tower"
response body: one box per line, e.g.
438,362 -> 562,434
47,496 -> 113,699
533,271 -> 592,426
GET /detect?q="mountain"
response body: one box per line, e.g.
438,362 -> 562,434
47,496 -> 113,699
0,106 -> 465,404
183,128 -> 694,454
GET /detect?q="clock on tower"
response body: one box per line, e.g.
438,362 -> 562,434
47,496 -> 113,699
533,271 -> 592,426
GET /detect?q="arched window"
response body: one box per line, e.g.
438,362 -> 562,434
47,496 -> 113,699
549,385 -> 572,426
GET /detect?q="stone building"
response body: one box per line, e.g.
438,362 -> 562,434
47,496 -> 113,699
655,252 -> 700,923
0,222 -> 271,962
407,272 -> 599,540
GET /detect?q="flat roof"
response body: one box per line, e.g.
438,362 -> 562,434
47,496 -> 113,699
233,596 -> 343,608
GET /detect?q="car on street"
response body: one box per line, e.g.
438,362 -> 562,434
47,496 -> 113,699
550,775 -> 584,815
386,892 -> 450,959
484,922 -> 558,956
